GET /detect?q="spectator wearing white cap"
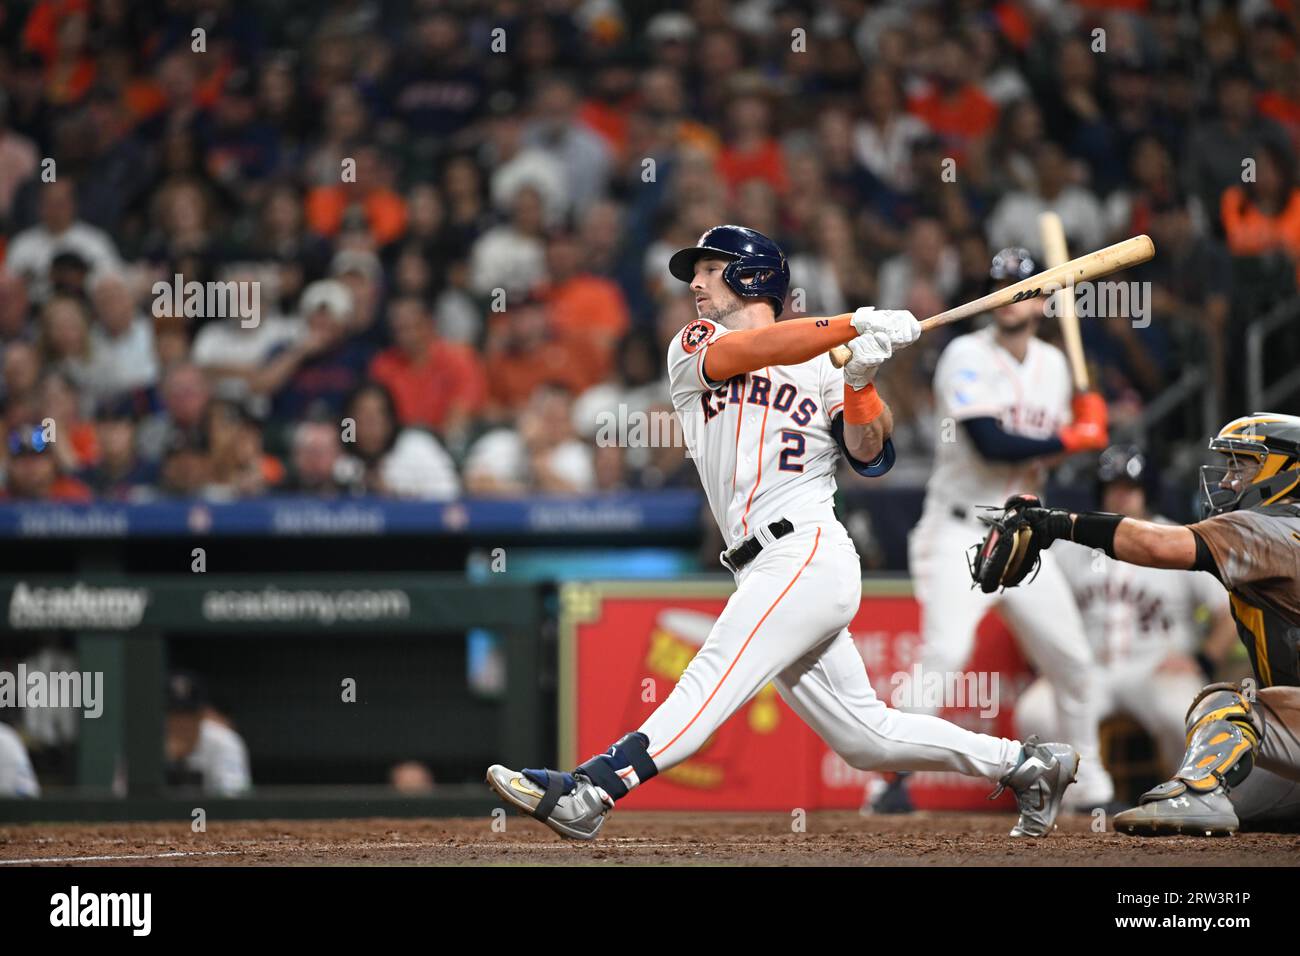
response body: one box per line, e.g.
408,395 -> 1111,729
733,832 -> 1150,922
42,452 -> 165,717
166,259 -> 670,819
253,279 -> 372,421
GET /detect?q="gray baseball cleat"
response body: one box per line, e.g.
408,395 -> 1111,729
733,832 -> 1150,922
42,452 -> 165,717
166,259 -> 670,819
1112,781 -> 1239,837
988,736 -> 1080,837
486,765 -> 614,841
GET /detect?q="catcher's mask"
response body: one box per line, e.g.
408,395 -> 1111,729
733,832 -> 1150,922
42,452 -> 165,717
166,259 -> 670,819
1199,413 -> 1300,516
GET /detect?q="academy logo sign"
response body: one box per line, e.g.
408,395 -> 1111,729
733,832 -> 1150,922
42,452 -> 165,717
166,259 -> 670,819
7,582 -> 151,630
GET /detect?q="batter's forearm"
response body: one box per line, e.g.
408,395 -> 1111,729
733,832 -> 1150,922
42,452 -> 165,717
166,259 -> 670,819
844,402 -> 892,462
703,314 -> 857,381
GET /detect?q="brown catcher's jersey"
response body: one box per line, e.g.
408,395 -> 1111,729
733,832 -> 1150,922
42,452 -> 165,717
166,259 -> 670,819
1189,502 -> 1300,687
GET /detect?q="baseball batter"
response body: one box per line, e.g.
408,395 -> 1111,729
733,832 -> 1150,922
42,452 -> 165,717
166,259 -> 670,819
487,225 -> 1081,840
893,247 -> 1115,813
1014,445 -> 1234,774
983,413 -> 1300,835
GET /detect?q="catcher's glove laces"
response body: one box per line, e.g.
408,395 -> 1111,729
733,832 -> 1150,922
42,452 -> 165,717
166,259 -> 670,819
966,494 -> 1053,594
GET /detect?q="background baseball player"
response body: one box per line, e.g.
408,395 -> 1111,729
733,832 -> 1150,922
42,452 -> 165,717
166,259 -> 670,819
979,414 -> 1300,834
886,247 -> 1115,814
487,226 -> 1080,840
1014,444 -> 1236,777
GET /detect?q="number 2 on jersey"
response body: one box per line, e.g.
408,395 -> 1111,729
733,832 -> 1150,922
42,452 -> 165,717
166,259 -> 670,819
779,429 -> 806,472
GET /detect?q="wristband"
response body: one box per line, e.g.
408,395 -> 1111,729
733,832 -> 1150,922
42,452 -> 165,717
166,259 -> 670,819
1036,509 -> 1075,545
1069,511 -> 1124,557
843,382 -> 884,425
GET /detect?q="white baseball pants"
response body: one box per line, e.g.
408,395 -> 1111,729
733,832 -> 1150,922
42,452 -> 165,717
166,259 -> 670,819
629,522 -> 1023,790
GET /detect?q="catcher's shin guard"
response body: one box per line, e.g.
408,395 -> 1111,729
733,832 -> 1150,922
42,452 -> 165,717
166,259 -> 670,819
1113,682 -> 1262,836
1171,681 -> 1264,795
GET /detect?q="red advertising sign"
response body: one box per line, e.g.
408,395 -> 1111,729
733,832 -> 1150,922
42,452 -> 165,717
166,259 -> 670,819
559,581 -> 1032,811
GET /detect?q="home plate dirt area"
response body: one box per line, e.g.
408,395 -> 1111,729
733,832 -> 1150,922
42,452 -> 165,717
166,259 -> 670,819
2,813 -> 1298,866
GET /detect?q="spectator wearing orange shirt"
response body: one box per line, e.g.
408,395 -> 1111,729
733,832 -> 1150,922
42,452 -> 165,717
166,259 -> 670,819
716,94 -> 788,197
22,0 -> 97,107
542,230 -> 630,384
305,145 -> 408,246
1220,141 -> 1300,287
906,35 -> 999,157
205,400 -> 286,499
368,297 -> 487,443
482,295 -> 604,416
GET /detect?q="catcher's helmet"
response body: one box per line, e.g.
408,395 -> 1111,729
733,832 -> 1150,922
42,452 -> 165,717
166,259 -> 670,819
669,225 -> 790,317
1200,413 -> 1300,515
990,247 -> 1037,283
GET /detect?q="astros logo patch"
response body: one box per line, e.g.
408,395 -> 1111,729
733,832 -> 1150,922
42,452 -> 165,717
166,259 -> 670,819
681,319 -> 715,354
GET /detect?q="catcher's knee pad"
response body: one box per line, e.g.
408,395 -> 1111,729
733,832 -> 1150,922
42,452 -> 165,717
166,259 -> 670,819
575,732 -> 657,801
1171,682 -> 1264,794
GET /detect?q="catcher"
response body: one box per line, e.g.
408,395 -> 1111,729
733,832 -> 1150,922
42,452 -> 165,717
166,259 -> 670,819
971,413 -> 1300,835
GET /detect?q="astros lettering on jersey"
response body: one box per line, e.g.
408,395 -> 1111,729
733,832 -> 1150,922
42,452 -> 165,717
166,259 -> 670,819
669,317 -> 850,550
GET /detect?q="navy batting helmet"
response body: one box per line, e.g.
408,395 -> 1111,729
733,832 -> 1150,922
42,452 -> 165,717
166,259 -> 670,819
669,225 -> 791,317
1097,443 -> 1158,507
1098,443 -> 1148,486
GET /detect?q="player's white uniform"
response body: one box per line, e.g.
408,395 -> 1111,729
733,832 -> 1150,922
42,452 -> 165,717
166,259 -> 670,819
1015,532 -> 1226,771
621,318 -> 1027,790
907,325 -> 1113,803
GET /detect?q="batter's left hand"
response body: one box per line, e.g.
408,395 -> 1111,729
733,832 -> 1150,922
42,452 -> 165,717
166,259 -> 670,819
852,307 -> 922,350
842,331 -> 892,389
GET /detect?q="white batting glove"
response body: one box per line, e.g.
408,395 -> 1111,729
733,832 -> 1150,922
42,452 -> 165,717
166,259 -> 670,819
851,307 -> 922,350
842,331 -> 892,390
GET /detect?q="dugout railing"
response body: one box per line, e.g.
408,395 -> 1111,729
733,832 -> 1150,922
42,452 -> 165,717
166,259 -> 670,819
0,573 -> 543,822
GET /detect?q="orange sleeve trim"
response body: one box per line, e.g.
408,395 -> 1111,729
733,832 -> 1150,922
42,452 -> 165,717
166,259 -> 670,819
843,382 -> 884,425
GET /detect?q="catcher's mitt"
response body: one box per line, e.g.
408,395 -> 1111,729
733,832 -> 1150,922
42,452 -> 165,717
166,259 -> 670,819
967,494 -> 1048,594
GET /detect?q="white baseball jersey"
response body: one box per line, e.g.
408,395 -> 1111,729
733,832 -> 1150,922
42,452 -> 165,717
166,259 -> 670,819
923,326 -> 1072,517
1053,530 -> 1227,667
184,717 -> 252,796
0,723 -> 39,797
667,318 -> 849,549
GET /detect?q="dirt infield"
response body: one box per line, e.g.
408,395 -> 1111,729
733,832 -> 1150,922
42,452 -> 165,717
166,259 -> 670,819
2,812 -> 1297,866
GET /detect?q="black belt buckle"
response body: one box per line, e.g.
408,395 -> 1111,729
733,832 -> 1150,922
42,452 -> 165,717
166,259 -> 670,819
722,518 -> 795,572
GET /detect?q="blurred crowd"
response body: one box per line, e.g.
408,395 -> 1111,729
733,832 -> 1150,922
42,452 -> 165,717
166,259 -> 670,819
2,0 -> 1300,503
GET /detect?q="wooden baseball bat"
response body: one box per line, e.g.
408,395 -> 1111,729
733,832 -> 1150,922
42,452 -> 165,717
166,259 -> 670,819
1039,211 -> 1089,391
829,234 -> 1155,368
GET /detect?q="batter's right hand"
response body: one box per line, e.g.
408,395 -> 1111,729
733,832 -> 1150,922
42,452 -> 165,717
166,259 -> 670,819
851,307 -> 922,350
842,331 -> 892,389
